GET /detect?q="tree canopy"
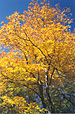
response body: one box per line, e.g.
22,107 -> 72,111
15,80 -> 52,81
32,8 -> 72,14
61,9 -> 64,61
0,0 -> 75,113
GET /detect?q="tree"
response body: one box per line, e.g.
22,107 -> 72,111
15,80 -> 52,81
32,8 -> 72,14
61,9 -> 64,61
0,0 -> 75,113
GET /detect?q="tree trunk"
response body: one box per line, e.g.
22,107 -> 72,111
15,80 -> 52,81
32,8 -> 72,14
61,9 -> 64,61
45,68 -> 55,113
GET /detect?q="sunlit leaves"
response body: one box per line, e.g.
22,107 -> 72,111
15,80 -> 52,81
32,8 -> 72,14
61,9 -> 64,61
0,0 -> 75,113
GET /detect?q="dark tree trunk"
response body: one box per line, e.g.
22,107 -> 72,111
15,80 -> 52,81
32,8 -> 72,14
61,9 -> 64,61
45,68 -> 55,113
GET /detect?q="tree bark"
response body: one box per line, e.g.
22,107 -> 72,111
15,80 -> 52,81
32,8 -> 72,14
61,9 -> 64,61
37,71 -> 46,108
45,68 -> 55,113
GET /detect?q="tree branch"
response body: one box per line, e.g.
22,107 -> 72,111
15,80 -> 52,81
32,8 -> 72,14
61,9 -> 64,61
61,93 -> 75,107
45,67 -> 55,113
49,67 -> 55,85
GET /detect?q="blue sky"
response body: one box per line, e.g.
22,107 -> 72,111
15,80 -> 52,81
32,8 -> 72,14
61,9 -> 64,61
0,0 -> 75,31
